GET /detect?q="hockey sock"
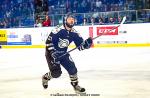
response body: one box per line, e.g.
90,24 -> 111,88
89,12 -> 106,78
42,72 -> 52,89
43,72 -> 52,80
70,74 -> 85,93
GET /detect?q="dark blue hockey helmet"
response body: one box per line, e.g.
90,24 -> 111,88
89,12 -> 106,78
63,12 -> 75,28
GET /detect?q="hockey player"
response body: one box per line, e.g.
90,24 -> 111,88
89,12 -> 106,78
42,13 -> 93,93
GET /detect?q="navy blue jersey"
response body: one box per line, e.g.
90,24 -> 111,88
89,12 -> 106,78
46,25 -> 84,52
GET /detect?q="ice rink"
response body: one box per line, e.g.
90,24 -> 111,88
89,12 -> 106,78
0,47 -> 150,98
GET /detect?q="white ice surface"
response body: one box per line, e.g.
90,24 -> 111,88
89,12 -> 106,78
0,47 -> 150,98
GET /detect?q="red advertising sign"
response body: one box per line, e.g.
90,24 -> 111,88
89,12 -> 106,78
89,27 -> 93,38
97,26 -> 118,36
89,27 -> 94,47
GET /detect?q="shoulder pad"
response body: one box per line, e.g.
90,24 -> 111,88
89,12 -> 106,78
70,28 -> 82,37
51,25 -> 64,34
71,28 -> 78,33
76,32 -> 82,38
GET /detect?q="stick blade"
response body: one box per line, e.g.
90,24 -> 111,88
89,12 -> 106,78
121,16 -> 126,25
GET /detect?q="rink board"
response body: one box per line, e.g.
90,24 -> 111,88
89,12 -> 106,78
0,23 -> 150,48
1,43 -> 150,49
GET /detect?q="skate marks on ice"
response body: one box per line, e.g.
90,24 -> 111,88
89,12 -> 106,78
80,70 -> 150,98
0,48 -> 150,98
0,70 -> 150,98
0,74 -> 100,98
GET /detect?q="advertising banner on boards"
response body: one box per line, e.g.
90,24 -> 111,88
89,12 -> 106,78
0,30 -> 7,45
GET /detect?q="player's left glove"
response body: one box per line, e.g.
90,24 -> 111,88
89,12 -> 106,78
78,37 -> 93,50
83,37 -> 93,49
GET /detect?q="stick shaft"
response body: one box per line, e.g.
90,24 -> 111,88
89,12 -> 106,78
93,16 -> 126,40
59,16 -> 126,58
92,25 -> 120,40
58,25 -> 120,58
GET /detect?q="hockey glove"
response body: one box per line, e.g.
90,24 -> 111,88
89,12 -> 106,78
51,52 -> 60,64
83,37 -> 93,49
51,51 -> 63,64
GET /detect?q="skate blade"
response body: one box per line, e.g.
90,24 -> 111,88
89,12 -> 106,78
75,90 -> 86,94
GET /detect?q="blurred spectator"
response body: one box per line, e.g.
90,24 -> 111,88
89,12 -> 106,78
128,0 -> 136,10
0,21 -> 5,28
71,0 -> 78,13
82,18 -> 88,26
75,14 -> 83,25
42,0 -> 49,14
42,15 -> 51,27
0,0 -> 149,28
35,21 -> 42,27
109,17 -> 115,24
91,0 -> 97,12
34,17 -> 42,27
117,17 -> 122,24
98,17 -> 104,25
104,17 -> 109,23
80,0 -> 86,13
90,17 -> 95,25
96,0 -> 102,11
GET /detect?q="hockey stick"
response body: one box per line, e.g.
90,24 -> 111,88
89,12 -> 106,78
58,16 -> 126,59
92,16 -> 126,40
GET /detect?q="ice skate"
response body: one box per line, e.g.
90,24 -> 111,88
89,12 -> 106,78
42,76 -> 49,89
42,72 -> 51,89
73,85 -> 86,94
71,81 -> 86,94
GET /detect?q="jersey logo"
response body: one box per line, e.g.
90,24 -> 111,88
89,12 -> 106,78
58,38 -> 69,48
